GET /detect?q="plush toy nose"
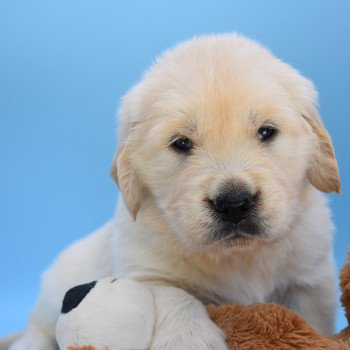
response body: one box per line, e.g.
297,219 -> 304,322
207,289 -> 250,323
61,281 -> 97,314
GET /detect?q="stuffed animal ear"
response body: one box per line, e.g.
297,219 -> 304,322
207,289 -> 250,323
303,113 -> 340,193
110,142 -> 144,219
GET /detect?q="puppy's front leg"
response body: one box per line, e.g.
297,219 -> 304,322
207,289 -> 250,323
9,222 -> 114,350
148,285 -> 228,350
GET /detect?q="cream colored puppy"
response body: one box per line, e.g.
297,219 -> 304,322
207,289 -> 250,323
9,34 -> 340,350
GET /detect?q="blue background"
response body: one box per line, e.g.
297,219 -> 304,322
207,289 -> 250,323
1,0 -> 349,336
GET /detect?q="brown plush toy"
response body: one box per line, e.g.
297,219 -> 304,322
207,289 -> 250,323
209,254 -> 350,350
58,254 -> 350,350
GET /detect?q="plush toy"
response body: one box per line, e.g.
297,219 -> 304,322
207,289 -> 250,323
56,278 -> 155,350
56,255 -> 350,350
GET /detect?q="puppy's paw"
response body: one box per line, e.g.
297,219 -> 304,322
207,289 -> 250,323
150,319 -> 228,350
9,327 -> 57,350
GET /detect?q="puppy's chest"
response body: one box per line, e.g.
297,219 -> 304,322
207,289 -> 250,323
189,262 -> 282,306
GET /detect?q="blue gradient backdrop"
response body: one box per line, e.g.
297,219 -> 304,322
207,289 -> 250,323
1,0 -> 349,336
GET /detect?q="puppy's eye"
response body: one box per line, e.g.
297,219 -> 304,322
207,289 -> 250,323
171,137 -> 193,153
257,126 -> 278,142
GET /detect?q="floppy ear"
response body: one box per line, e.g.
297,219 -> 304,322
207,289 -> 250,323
282,72 -> 340,193
110,89 -> 146,219
110,142 -> 144,219
303,113 -> 340,193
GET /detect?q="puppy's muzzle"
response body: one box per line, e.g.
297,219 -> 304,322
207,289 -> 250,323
209,186 -> 257,225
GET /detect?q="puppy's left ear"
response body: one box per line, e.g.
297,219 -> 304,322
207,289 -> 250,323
110,89 -> 146,220
110,142 -> 144,219
303,112 -> 340,193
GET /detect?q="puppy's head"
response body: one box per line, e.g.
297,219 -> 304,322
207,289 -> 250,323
111,34 -> 340,250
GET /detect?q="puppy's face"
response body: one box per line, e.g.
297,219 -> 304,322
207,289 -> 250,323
112,35 -> 340,250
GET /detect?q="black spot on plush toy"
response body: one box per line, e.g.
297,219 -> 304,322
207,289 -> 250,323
56,277 -> 155,350
61,281 -> 97,314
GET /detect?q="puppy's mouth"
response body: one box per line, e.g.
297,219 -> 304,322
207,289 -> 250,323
205,215 -> 269,246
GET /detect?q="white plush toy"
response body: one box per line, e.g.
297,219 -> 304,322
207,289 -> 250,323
56,277 -> 156,350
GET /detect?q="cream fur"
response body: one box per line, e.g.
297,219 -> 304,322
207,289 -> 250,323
8,34 -> 340,350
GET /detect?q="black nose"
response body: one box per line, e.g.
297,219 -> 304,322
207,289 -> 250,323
211,190 -> 256,224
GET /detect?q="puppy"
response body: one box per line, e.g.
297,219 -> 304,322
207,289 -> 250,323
9,34 -> 340,350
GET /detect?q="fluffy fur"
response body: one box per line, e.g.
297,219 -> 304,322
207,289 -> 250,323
44,254 -> 350,350
209,253 -> 350,349
8,34 -> 340,350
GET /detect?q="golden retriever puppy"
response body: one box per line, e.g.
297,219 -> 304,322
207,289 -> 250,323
9,34 -> 340,350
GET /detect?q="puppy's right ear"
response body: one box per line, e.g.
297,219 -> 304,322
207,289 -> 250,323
282,72 -> 340,194
110,141 -> 144,220
303,113 -> 340,194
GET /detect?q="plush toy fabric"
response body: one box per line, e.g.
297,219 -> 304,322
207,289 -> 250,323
56,255 -> 350,350
208,256 -> 350,350
56,278 -> 155,350
208,303 -> 348,350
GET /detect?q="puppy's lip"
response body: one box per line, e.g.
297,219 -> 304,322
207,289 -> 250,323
220,231 -> 253,241
205,231 -> 256,248
207,229 -> 254,245
208,217 -> 268,243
